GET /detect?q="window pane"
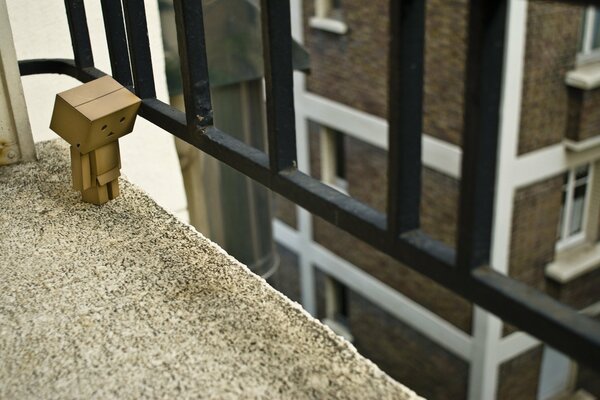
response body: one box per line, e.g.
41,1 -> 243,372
334,282 -> 348,322
334,130 -> 346,180
581,9 -> 587,50
569,184 -> 587,236
592,10 -> 600,50
575,164 -> 590,181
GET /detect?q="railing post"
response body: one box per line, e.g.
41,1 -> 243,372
64,0 -> 94,69
456,0 -> 507,272
386,0 -> 426,238
261,0 -> 298,172
0,0 -> 35,166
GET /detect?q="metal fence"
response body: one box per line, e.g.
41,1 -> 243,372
18,0 -> 600,369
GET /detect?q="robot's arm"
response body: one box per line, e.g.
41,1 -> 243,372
70,146 -> 92,191
91,141 -> 121,186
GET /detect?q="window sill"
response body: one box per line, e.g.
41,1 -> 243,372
309,17 -> 348,35
546,242 -> 600,283
576,49 -> 600,67
564,135 -> 600,152
565,62 -> 600,90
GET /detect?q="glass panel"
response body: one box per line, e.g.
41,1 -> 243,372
569,183 -> 588,236
329,0 -> 343,20
333,279 -> 349,323
581,9 -> 588,51
592,10 -> 600,50
334,130 -> 346,180
575,164 -> 590,181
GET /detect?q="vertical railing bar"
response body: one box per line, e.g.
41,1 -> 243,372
260,0 -> 298,172
100,0 -> 133,88
172,0 -> 213,129
122,0 -> 156,98
386,0 -> 425,239
456,0 -> 507,271
64,0 -> 94,68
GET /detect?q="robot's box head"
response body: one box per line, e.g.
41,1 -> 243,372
50,76 -> 141,154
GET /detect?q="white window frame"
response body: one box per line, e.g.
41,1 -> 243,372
556,163 -> 593,251
578,6 -> 600,65
309,0 -> 348,35
319,125 -> 349,194
547,161 -> 600,282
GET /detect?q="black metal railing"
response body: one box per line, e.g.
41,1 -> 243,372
18,0 -> 600,369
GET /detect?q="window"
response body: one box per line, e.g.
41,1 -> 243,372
319,126 -> 348,193
547,162 -> 600,282
579,7 -> 600,63
557,164 -> 592,249
309,0 -> 348,35
322,275 -> 353,342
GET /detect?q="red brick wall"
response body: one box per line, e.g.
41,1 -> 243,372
504,176 -> 562,334
421,167 -> 459,247
303,0 -> 469,146
303,0 -> 389,118
303,0 -> 585,152
547,267 -> 600,310
349,291 -> 469,400
273,193 -> 297,229
309,128 -> 471,332
423,0 -> 468,146
497,346 -> 544,400
518,2 -> 583,154
509,176 -> 563,291
568,87 -> 600,142
579,88 -> 600,140
313,215 -> 473,331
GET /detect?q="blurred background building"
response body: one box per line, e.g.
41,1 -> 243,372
267,1 -> 600,399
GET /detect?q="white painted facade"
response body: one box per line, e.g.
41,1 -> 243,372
0,0 -> 35,165
4,0 -> 188,222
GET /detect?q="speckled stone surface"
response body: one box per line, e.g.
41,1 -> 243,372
0,140 -> 421,399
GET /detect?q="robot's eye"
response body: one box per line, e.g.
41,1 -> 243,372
108,132 -> 115,136
120,117 -> 126,123
101,124 -> 108,131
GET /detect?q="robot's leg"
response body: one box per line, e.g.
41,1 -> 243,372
82,184 -> 109,205
107,179 -> 120,200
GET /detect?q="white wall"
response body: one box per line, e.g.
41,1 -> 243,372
5,0 -> 188,222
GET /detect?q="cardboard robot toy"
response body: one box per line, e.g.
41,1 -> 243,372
50,76 -> 141,205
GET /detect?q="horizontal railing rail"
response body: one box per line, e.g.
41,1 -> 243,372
18,0 -> 600,369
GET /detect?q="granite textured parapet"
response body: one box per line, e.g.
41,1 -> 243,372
0,140 -> 420,399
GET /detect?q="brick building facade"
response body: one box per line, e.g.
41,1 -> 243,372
268,1 -> 600,399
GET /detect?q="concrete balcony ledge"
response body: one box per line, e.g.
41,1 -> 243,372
0,140 -> 419,399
